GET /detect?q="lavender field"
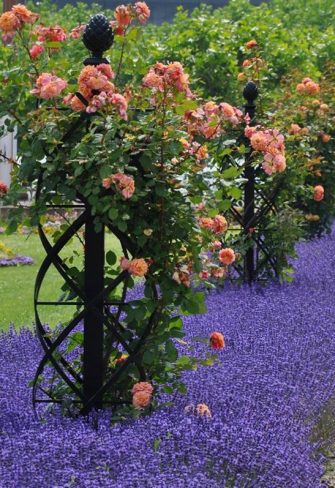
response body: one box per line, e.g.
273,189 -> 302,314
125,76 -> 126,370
1,228 -> 335,487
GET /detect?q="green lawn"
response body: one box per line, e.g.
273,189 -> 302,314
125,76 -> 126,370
0,230 -> 121,331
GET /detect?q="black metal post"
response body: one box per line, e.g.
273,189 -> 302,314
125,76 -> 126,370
243,81 -> 259,284
81,15 -> 113,412
83,215 -> 105,411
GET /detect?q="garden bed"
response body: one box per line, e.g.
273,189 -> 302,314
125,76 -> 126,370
1,227 -> 335,486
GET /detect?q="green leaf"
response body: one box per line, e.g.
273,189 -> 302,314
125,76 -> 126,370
228,187 -> 242,199
222,167 -> 240,179
165,340 -> 178,361
143,350 -> 154,365
153,438 -> 162,451
106,250 -> 117,266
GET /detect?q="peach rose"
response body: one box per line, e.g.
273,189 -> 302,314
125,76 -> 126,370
210,331 -> 225,350
313,185 -> 324,202
132,391 -> 152,409
198,217 -> 214,231
245,39 -> 257,49
12,4 -> 38,23
211,267 -> 226,279
321,133 -> 331,143
212,215 -> 228,235
132,381 -> 153,395
114,5 -> 132,27
218,248 -> 236,265
109,173 -> 135,199
0,12 -> 20,32
0,181 -> 8,197
195,403 -> 212,417
31,73 -> 67,99
128,258 -> 148,277
134,2 -> 150,24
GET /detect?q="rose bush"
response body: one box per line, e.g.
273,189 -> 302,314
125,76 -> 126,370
0,2 -> 245,417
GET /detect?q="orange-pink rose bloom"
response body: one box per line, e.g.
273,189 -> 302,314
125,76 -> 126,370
0,11 -> 20,32
0,181 -> 8,197
128,258 -> 148,277
12,4 -> 38,23
218,248 -> 236,265
131,382 -> 153,396
132,391 -> 152,409
212,215 -> 228,234
313,185 -> 324,202
245,39 -> 257,49
134,2 -> 150,24
210,332 -> 225,350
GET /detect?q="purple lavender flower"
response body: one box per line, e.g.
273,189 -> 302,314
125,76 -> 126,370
0,255 -> 34,267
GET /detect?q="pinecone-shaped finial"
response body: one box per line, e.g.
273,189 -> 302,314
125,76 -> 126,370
243,81 -> 259,104
83,14 -> 114,66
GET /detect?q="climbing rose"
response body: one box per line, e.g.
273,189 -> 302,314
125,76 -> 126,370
0,181 -> 8,197
0,12 -> 20,32
36,25 -> 66,42
210,332 -> 225,350
103,173 -> 135,199
78,64 -> 114,99
110,93 -> 128,120
12,4 -> 38,23
296,77 -> 320,95
114,5 -> 132,27
29,44 -> 44,59
31,73 -> 67,99
321,133 -> 331,143
195,403 -> 212,417
218,248 -> 236,265
63,94 -> 86,112
143,62 -> 192,97
134,2 -> 150,24
313,185 -> 324,202
212,215 -> 228,235
132,391 -> 152,409
245,39 -> 257,49
128,258 -> 148,277
198,217 -> 214,230
132,382 -> 153,395
70,24 -> 86,39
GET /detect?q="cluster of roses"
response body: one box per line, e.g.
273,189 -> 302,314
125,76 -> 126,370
103,172 -> 135,199
0,4 -> 38,43
142,61 -> 192,99
29,24 -> 67,59
111,2 -> 150,35
31,72 -> 67,100
288,123 -> 310,136
131,330 -> 225,411
296,77 -> 320,95
172,214 -> 235,286
0,181 -> 8,198
245,126 -> 286,176
197,214 -> 236,280
64,64 -> 128,118
184,101 -> 243,140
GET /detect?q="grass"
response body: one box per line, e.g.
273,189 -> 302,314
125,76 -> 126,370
0,230 -> 121,331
